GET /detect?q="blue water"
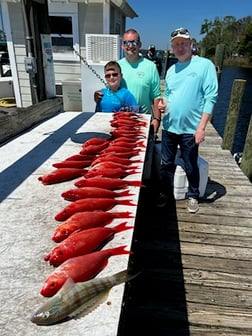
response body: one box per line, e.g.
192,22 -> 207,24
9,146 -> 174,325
212,66 -> 252,154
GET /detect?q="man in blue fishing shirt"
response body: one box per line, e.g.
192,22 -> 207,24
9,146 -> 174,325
157,27 -> 218,213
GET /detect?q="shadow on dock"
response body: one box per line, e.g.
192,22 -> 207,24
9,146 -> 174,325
118,180 -> 190,335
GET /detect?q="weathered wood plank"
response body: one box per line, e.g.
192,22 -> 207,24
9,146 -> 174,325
177,212 -> 252,226
187,302 -> 252,329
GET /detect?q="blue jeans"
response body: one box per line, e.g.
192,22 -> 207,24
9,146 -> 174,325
160,130 -> 200,200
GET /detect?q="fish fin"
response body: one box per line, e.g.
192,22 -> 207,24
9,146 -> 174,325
60,277 -> 76,291
69,289 -> 111,319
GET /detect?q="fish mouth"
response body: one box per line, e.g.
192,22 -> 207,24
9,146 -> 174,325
31,313 -> 71,326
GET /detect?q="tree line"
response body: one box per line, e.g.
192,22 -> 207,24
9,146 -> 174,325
198,16 -> 252,63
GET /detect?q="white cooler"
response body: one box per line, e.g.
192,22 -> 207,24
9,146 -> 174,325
174,156 -> 209,200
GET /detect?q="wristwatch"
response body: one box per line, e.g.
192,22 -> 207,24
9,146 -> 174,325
153,117 -> 161,122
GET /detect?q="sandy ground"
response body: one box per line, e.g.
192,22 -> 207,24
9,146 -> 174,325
0,111 -> 151,336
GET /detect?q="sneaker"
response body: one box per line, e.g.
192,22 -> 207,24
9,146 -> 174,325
156,193 -> 168,208
187,198 -> 199,213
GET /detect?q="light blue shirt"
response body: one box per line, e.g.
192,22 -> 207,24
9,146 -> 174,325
162,55 -> 218,134
118,57 -> 161,114
98,87 -> 137,112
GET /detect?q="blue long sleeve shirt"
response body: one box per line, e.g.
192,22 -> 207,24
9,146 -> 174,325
98,87 -> 137,112
162,55 -> 218,134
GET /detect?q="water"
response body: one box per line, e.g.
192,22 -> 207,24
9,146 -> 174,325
212,66 -> 252,154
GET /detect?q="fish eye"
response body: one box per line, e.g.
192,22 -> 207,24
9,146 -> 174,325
49,281 -> 55,288
43,311 -> 50,319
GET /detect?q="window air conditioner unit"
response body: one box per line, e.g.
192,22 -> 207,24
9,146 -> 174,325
85,34 -> 121,65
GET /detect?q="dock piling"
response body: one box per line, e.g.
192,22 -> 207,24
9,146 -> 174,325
221,79 -> 246,151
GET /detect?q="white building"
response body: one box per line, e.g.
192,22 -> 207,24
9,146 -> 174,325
0,0 -> 137,108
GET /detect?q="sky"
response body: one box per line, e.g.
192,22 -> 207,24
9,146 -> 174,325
126,0 -> 252,50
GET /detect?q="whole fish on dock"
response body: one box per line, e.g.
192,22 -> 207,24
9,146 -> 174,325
109,139 -> 145,149
31,269 -> 138,326
61,186 -> 133,201
53,159 -> 93,169
45,222 -> 133,266
90,154 -> 142,167
84,167 -> 138,179
55,198 -> 136,221
101,145 -> 142,155
79,141 -> 110,155
65,153 -> 95,161
74,176 -> 142,189
111,136 -> 144,144
82,137 -> 111,148
110,119 -> 147,128
111,129 -> 145,139
40,245 -> 132,297
99,149 -> 141,158
38,168 -> 87,185
52,210 -> 134,242
89,161 -> 138,171
112,111 -> 143,119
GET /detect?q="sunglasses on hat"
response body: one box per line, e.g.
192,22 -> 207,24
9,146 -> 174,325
171,28 -> 190,38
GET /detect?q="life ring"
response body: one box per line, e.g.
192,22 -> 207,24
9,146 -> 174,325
0,97 -> 16,108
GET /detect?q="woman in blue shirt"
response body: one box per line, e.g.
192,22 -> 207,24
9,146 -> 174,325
95,61 -> 137,112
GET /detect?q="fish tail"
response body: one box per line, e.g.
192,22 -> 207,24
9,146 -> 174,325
110,245 -> 133,256
131,159 -> 143,163
141,121 -> 148,127
117,189 -> 134,197
136,140 -> 146,148
127,165 -> 138,170
113,222 -> 134,233
127,169 -> 140,175
111,211 -> 135,218
118,199 -> 136,206
127,180 -> 142,187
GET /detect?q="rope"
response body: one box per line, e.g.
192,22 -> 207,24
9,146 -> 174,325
0,97 -> 16,108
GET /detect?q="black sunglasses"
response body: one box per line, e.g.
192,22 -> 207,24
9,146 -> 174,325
123,40 -> 140,47
171,28 -> 189,38
105,72 -> 119,79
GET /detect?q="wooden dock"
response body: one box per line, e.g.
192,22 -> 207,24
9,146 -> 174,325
118,122 -> 252,336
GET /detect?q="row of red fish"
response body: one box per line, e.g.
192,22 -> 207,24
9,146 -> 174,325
36,112 -> 148,300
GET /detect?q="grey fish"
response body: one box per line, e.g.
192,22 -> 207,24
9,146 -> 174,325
31,269 -> 138,326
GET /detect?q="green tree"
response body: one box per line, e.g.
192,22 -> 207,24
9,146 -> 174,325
199,15 -> 252,62
238,23 -> 252,61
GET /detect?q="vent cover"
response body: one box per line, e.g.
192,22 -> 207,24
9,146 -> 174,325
85,34 -> 121,64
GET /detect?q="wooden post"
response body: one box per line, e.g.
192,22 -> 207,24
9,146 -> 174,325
215,44 -> 225,70
214,44 -> 225,81
240,114 -> 252,182
221,79 -> 246,150
200,47 -> 206,57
